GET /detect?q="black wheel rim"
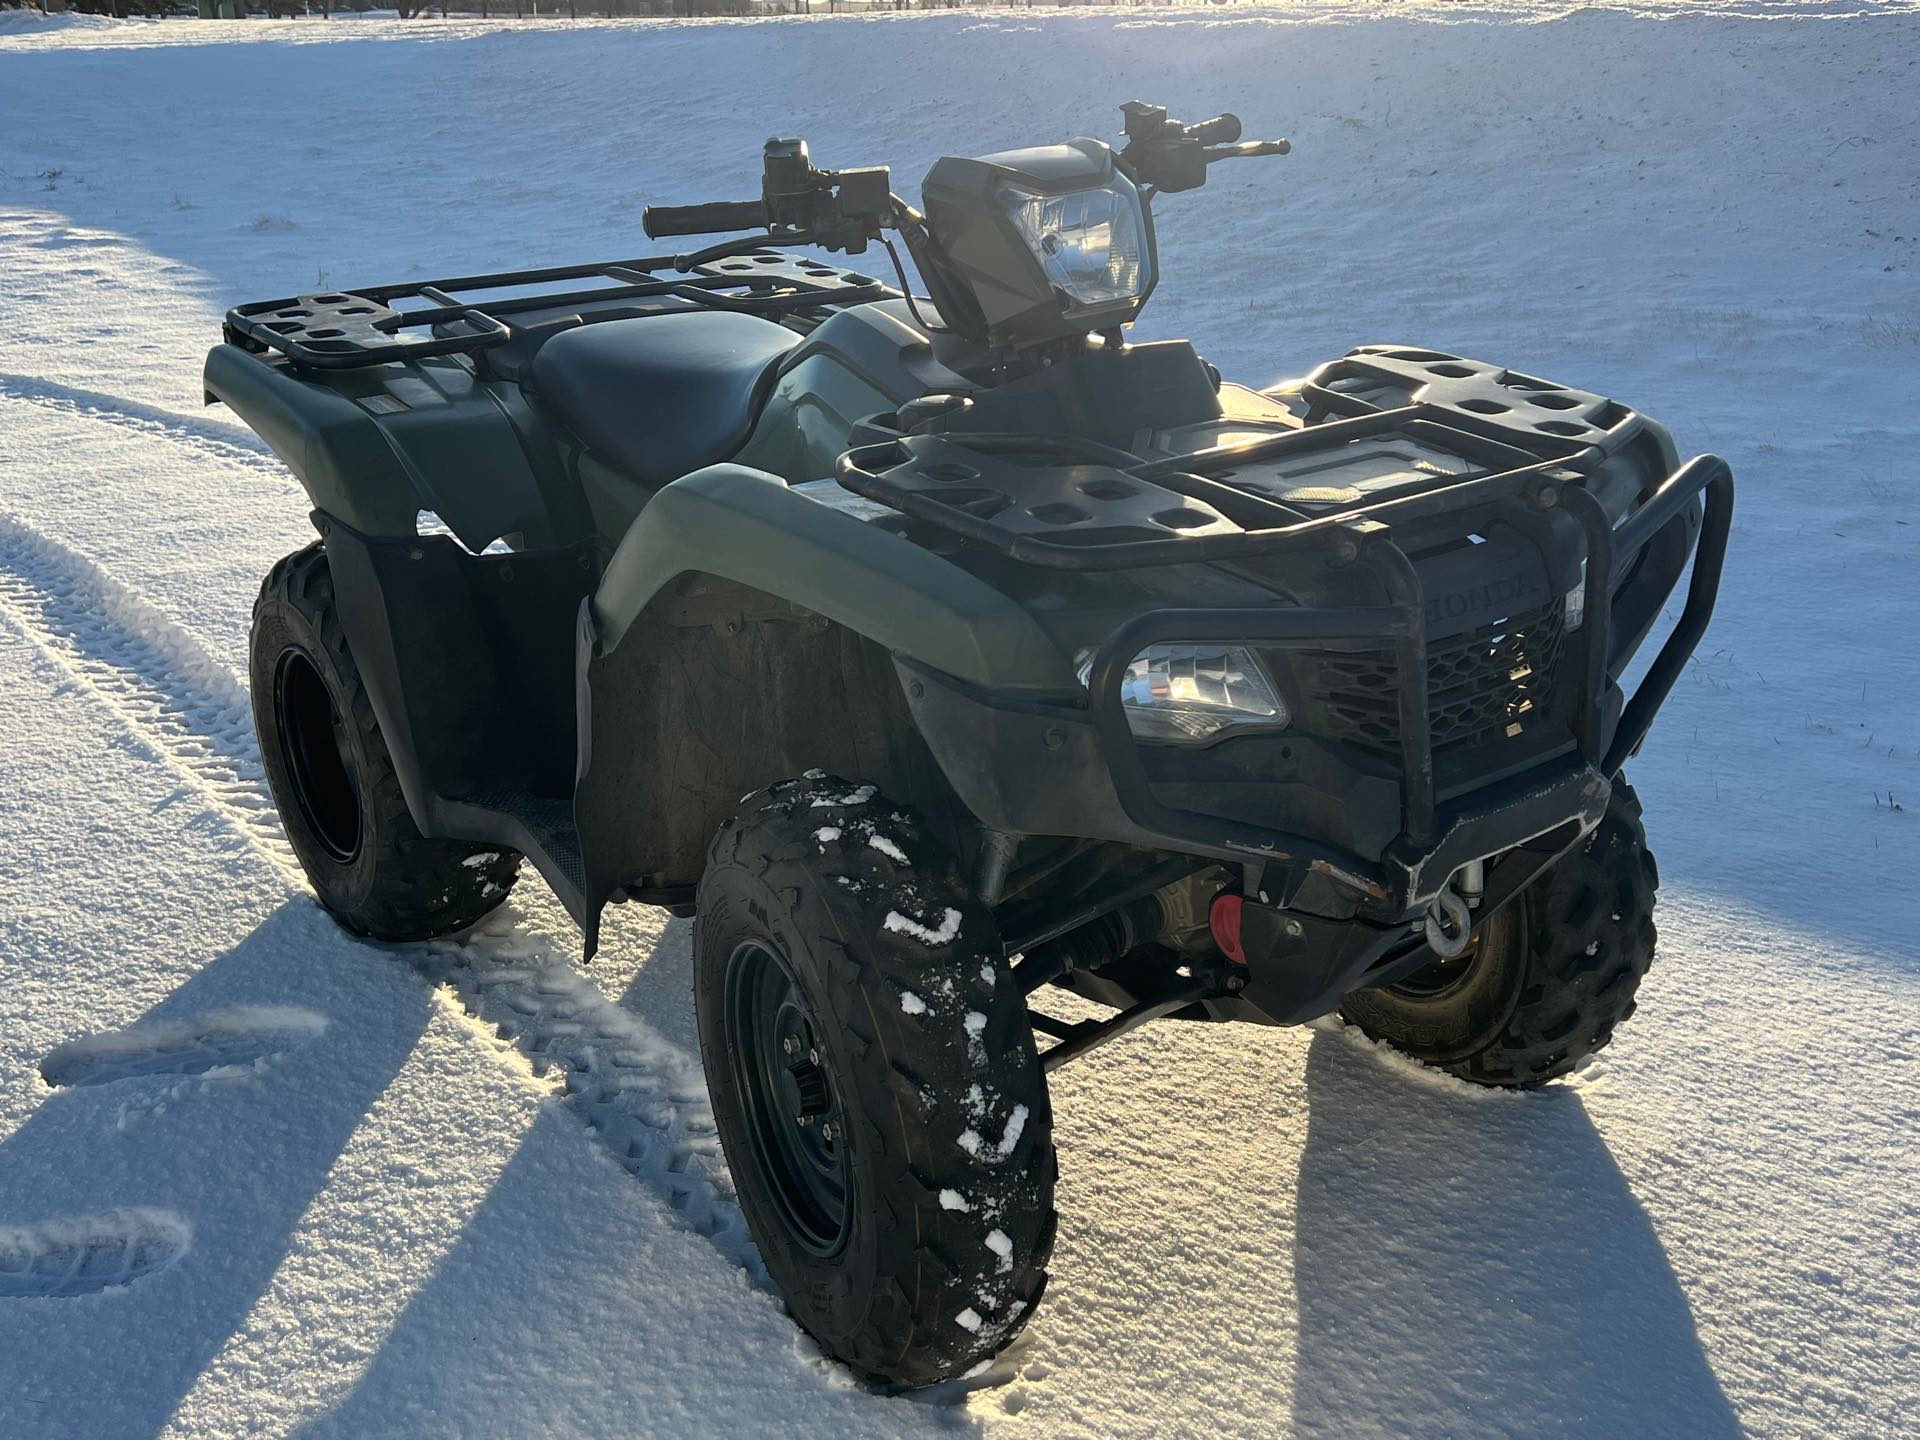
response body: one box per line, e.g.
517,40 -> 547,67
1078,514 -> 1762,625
1389,945 -> 1484,1000
274,647 -> 363,864
724,940 -> 849,1258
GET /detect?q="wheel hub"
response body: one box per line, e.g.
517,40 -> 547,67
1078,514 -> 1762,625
783,1054 -> 832,1123
725,941 -> 850,1257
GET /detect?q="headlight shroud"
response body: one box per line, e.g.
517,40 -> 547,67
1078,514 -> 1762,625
919,137 -> 1159,348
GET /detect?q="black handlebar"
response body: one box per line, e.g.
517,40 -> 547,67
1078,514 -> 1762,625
646,105 -> 1286,247
1117,101 -> 1288,194
1203,138 -> 1292,163
641,199 -> 766,239
1187,113 -> 1243,146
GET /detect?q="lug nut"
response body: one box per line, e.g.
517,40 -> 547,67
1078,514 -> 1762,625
783,1036 -> 800,1057
808,1048 -> 819,1065
821,1122 -> 837,1142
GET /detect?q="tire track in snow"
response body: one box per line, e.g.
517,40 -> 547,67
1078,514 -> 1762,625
0,511 -> 753,1269
0,370 -> 286,480
0,510 -> 291,865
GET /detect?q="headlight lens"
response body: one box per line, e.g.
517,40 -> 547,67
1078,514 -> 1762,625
1077,644 -> 1288,745
999,182 -> 1148,309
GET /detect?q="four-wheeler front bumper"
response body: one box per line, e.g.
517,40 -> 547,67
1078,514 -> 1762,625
901,452 -> 1732,1018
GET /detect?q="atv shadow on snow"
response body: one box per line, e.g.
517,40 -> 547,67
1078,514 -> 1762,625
282,1102 -> 1008,1438
1291,1030 -> 1743,1440
0,900 -> 433,1440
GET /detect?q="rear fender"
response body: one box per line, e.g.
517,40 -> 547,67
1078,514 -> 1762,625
205,344 -> 418,536
203,343 -> 583,549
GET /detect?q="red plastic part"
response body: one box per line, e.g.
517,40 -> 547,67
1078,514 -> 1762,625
1209,892 -> 1248,965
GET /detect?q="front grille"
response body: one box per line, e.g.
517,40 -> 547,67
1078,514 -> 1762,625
1297,601 -> 1568,758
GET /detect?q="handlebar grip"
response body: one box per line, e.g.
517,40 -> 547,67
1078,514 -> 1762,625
641,199 -> 767,239
1201,138 -> 1292,164
1187,113 -> 1243,146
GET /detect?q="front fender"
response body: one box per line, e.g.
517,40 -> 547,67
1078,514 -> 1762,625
591,464 -> 1074,692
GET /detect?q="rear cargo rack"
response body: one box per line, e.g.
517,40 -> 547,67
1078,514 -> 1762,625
223,250 -> 891,370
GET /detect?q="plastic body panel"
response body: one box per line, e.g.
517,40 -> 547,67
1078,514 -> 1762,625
734,300 -> 968,482
320,520 -> 598,920
590,462 -> 1074,693
203,343 -> 592,549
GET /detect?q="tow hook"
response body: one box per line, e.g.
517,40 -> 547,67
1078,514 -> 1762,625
1422,885 -> 1474,958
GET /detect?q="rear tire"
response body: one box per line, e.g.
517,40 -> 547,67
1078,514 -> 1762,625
1341,781 -> 1658,1087
694,774 -> 1055,1386
250,543 -> 520,940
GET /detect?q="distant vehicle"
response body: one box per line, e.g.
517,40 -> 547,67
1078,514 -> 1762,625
207,102 -> 1732,1385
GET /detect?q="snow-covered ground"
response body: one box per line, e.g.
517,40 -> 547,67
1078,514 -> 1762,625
1,5 -> 1916,1437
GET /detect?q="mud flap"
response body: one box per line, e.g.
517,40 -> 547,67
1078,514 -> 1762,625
319,517 -> 599,911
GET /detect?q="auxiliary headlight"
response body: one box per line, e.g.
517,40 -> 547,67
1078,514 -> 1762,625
1000,181 -> 1149,309
1076,644 -> 1289,745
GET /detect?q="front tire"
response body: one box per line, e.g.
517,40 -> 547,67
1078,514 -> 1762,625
694,775 -> 1055,1386
250,543 -> 521,940
1341,782 -> 1659,1087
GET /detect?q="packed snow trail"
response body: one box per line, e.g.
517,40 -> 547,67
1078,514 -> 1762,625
0,510 -> 750,1265
2,7 -> 1917,1439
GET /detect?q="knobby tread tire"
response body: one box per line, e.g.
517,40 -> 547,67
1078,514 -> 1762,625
694,774 -> 1056,1387
1343,781 -> 1659,1087
250,542 -> 521,940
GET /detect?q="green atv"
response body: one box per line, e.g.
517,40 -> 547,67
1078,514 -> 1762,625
208,103 -> 1732,1386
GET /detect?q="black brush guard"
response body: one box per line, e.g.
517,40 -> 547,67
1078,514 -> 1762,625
849,405 -> 1734,924
1083,451 -> 1732,913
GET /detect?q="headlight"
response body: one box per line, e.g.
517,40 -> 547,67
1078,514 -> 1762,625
999,182 -> 1148,309
1077,644 -> 1289,745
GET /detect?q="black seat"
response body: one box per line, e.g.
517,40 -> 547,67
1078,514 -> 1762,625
530,310 -> 801,485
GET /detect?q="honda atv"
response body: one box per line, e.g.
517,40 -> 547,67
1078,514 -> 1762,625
208,103 -> 1732,1386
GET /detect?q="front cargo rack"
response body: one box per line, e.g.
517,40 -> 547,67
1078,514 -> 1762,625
837,346 -> 1650,574
223,250 -> 892,370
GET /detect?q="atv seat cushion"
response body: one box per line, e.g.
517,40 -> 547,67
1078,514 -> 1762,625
531,310 -> 801,486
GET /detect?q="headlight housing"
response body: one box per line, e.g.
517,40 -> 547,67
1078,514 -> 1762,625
920,138 -> 1159,348
1078,644 -> 1289,745
998,182 -> 1149,311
